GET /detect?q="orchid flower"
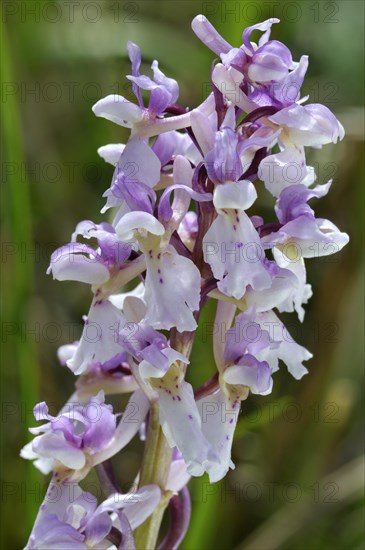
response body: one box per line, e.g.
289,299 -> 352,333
261,181 -> 350,258
116,155 -> 212,332
93,41 -> 215,139
192,107 -> 270,299
119,322 -> 220,478
196,303 -> 274,482
25,480 -> 161,550
21,390 -> 149,480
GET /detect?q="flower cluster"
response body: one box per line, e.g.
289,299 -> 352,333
23,15 -> 348,549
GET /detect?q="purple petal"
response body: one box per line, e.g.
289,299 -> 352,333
25,514 -> 85,550
127,41 -> 143,107
151,60 -> 179,104
206,127 -> 242,183
191,15 -> 232,55
118,139 -> 161,188
272,55 -> 308,106
152,132 -> 179,166
221,47 -> 246,72
82,395 -> 116,452
249,40 -> 293,84
84,511 -> 112,546
242,19 -> 280,53
166,458 -> 191,492
275,182 -> 331,224
148,86 -> 172,115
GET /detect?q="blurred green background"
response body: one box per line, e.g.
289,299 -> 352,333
1,1 -> 364,548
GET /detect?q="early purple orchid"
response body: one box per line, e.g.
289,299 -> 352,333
23,15 -> 349,550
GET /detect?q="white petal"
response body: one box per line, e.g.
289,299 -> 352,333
300,219 -> 349,258
97,143 -> 125,166
57,343 -> 78,366
258,146 -> 310,198
157,378 -> 219,477
255,311 -> 312,379
108,282 -> 145,309
67,299 -> 127,375
143,246 -> 200,332
92,95 -> 143,127
33,432 -> 86,470
203,212 -> 271,299
213,301 -> 236,372
119,139 -> 161,188
197,390 -> 239,483
212,64 -> 256,112
167,155 -> 194,233
50,251 -> 110,285
20,442 -> 54,475
223,364 -> 273,395
213,180 -> 257,210
190,110 -> 215,155
123,485 -> 161,529
116,212 -> 165,241
273,249 -> 312,322
109,283 -> 146,323
244,271 -> 297,312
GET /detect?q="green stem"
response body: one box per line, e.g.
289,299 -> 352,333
135,321 -> 198,549
134,403 -> 173,550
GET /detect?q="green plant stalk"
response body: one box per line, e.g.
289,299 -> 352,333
134,403 -> 173,550
134,326 -> 198,549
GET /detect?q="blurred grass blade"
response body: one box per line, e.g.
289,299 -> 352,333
1,18 -> 41,538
